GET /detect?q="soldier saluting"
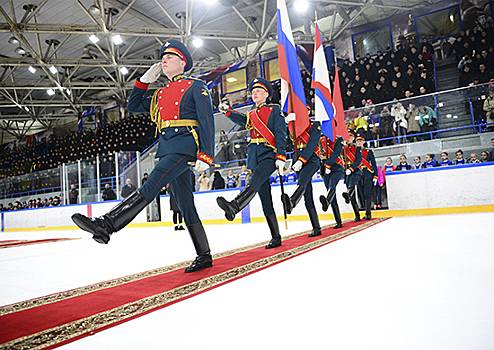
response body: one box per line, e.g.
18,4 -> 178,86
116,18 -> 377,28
217,78 -> 287,249
71,39 -> 215,273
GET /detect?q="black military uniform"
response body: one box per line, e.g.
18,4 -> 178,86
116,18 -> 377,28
71,40 -> 215,273
319,136 -> 345,228
355,134 -> 378,220
217,78 -> 287,248
281,120 -> 322,237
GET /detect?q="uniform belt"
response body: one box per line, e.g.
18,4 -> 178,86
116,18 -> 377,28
160,119 -> 199,129
250,137 -> 268,144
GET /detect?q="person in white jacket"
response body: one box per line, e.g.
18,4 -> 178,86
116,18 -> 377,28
391,101 -> 408,140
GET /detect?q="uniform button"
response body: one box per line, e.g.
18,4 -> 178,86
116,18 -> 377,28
175,101 -> 178,105
160,107 -> 163,110
188,82 -> 191,85
181,89 -> 184,92
174,116 -> 178,119
159,90 -> 163,94
269,108 -> 272,111
159,96 -> 162,99
166,84 -> 170,88
174,128 -> 178,132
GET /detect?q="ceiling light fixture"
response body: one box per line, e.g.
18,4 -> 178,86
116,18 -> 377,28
28,66 -> 37,74
192,37 -> 203,48
112,34 -> 123,45
119,66 -> 129,75
89,34 -> 100,44
49,65 -> 58,74
47,88 -> 55,96
15,47 -> 26,55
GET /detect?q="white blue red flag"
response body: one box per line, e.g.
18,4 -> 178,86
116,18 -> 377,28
311,22 -> 335,141
277,0 -> 309,138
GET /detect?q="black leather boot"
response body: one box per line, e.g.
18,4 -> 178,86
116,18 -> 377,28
185,222 -> 213,273
342,187 -> 355,204
71,191 -> 148,244
307,207 -> 321,237
364,197 -> 372,220
331,198 -> 343,229
281,185 -> 305,215
265,214 -> 281,249
350,191 -> 361,222
320,188 -> 336,212
217,185 -> 256,221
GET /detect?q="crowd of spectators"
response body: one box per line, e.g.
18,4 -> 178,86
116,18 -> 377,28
347,101 -> 438,147
0,114 -> 155,180
0,195 -> 62,212
340,41 -> 436,109
454,21 -> 494,87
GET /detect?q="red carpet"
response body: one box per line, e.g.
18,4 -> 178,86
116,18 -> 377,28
0,238 -> 78,249
0,219 -> 386,349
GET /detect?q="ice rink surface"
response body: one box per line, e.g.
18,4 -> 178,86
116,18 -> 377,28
1,212 -> 494,350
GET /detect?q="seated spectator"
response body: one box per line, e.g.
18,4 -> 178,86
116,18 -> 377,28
417,106 -> 437,138
198,172 -> 210,192
490,137 -> 494,161
439,152 -> 453,166
454,150 -> 466,165
380,106 -> 395,146
102,183 -> 116,201
483,87 -> 494,131
395,154 -> 412,171
211,171 -> 225,190
405,104 -> 421,141
467,152 -> 481,163
480,151 -> 490,162
422,153 -> 438,168
412,156 -> 422,169
383,157 -> 396,173
391,101 -> 408,139
121,178 -> 136,198
225,170 -> 237,189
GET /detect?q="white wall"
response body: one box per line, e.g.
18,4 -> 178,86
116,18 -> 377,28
2,200 -> 148,231
386,163 -> 494,210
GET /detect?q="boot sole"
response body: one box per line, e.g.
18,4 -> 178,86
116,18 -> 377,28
216,197 -> 236,221
319,195 -> 329,212
71,214 -> 110,244
184,262 -> 213,273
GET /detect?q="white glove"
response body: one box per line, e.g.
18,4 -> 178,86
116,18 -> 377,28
218,99 -> 231,114
194,160 -> 209,173
292,160 -> 303,172
325,167 -> 331,175
139,62 -> 162,84
345,169 -> 352,176
275,159 -> 286,174
285,113 -> 296,122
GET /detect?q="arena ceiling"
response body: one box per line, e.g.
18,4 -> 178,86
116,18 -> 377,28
0,0 -> 440,140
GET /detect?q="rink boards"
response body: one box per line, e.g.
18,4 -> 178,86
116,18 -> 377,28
1,162 -> 493,231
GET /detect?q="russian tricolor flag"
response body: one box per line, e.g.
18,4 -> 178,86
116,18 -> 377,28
277,0 -> 309,138
311,22 -> 335,141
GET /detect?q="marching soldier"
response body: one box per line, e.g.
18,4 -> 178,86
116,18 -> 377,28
71,39 -> 215,273
342,130 -> 363,221
217,78 -> 287,248
355,134 -> 378,220
318,136 -> 345,228
281,113 -> 322,237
